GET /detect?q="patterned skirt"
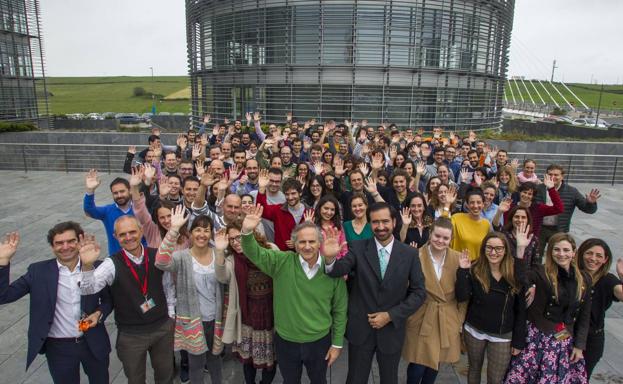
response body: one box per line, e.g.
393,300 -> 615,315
232,324 -> 275,368
504,322 -> 587,384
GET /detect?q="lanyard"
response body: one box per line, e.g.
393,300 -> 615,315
121,247 -> 149,298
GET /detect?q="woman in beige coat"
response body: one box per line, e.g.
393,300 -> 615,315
402,217 -> 467,384
214,220 -> 278,384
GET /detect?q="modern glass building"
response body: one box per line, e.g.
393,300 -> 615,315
0,0 -> 48,122
186,0 -> 514,130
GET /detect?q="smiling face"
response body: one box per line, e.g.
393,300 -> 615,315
111,183 -> 131,206
484,237 -> 506,267
227,227 -> 243,253
523,161 -> 536,177
241,195 -> 254,214
350,197 -> 368,219
429,226 -> 452,252
552,240 -> 575,271
370,208 -> 395,243
310,179 -> 323,198
51,230 -> 80,265
285,188 -> 301,207
466,194 -> 484,217
114,217 -> 144,255
582,245 -> 607,274
156,206 -> 172,230
409,196 -> 425,220
511,209 -> 528,230
519,188 -> 534,205
294,227 -> 321,264
499,171 -> 510,184
392,175 -> 407,194
191,224 -> 212,248
483,187 -> 495,207
319,200 -> 336,223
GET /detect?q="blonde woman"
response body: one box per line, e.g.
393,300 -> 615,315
402,218 -> 466,383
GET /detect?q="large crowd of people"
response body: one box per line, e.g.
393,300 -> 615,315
0,112 -> 622,384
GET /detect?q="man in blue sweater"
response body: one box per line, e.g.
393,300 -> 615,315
83,169 -> 134,255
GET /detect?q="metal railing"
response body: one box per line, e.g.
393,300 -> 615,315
0,143 -> 621,185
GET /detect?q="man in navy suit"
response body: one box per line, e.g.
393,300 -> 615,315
0,222 -> 112,384
324,202 -> 426,384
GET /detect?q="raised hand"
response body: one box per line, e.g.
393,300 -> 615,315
416,161 -> 426,175
78,234 -> 101,267
389,146 -> 397,160
217,173 -> 230,193
213,229 -> 229,251
586,188 -> 601,203
510,158 -> 519,169
170,204 -> 188,232
333,157 -> 345,177
200,168 -> 216,187
253,111 -> 261,122
242,204 -> 263,233
128,145 -> 136,154
129,166 -> 144,187
358,162 -> 370,176
303,138 -> 312,151
258,169 -> 270,189
238,174 -> 249,185
401,207 -> 412,227
364,176 -> 378,194
371,152 -> 384,170
177,134 -> 188,150
85,169 -> 101,193
616,258 -> 623,280
312,161 -> 324,175
412,144 -> 421,156
322,226 -> 341,262
543,174 -> 555,189
460,168 -> 470,183
192,143 -> 202,159
159,176 -> 171,197
409,241 -> 419,249
223,117 -> 230,126
514,223 -> 533,251
286,112 -> 293,122
446,185 -> 458,206
303,209 -> 315,223
195,160 -> 206,177
491,176 -> 500,189
245,112 -> 252,123
203,114 -> 211,124
458,249 -> 471,269
143,163 -> 156,182
229,163 -> 241,181
498,197 -> 512,213
0,232 -> 20,266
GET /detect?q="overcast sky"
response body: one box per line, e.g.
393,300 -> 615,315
43,0 -> 622,84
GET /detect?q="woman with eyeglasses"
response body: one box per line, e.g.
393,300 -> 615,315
505,233 -> 591,384
576,238 -> 623,380
456,232 -> 527,384
213,220 -> 278,384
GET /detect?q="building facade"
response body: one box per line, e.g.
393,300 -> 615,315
186,0 -> 514,130
0,0 -> 48,122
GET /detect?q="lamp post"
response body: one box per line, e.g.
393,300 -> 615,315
149,67 -> 156,115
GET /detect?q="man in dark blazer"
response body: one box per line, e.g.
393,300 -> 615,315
0,222 -> 112,384
324,202 -> 426,384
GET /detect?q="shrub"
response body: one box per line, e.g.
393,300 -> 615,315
0,121 -> 37,132
133,87 -> 146,97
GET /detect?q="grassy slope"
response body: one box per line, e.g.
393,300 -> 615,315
504,80 -> 623,111
47,76 -> 190,114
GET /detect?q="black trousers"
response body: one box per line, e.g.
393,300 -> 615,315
45,337 -> 109,384
585,329 -> 605,380
346,332 -> 401,384
274,332 -> 330,384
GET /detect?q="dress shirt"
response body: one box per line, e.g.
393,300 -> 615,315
427,246 -> 446,281
80,246 -> 176,316
48,260 -> 83,338
374,237 -> 395,263
299,254 -> 322,279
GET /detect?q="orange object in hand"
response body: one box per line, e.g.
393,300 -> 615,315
78,319 -> 92,332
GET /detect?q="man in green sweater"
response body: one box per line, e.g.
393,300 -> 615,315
240,204 -> 347,384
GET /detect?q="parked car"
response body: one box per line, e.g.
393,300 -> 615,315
172,112 -> 185,116
141,113 -> 154,122
87,113 -> 104,120
158,112 -> 171,116
572,118 -> 609,128
101,112 -> 116,119
66,113 -> 85,120
116,113 -> 142,124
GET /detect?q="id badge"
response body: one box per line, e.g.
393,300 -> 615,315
554,328 -> 570,341
140,298 -> 156,313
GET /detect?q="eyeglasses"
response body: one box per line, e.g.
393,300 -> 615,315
485,245 -> 505,254
229,235 -> 242,243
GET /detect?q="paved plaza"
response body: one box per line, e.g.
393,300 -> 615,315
0,171 -> 621,383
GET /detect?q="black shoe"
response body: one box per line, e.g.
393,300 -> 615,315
180,364 -> 190,383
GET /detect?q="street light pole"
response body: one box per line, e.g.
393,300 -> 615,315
595,83 -> 604,128
149,67 -> 155,115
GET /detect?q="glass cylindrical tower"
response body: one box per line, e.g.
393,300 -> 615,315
187,0 -> 514,130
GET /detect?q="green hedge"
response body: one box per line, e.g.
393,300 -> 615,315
0,121 -> 38,132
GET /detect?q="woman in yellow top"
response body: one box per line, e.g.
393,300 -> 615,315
451,187 -> 492,260
402,217 -> 467,384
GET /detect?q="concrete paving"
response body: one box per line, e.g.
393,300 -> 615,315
0,171 -> 621,383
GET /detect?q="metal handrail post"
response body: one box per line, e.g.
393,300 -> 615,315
22,145 -> 28,173
63,146 -> 68,173
613,158 -> 618,186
